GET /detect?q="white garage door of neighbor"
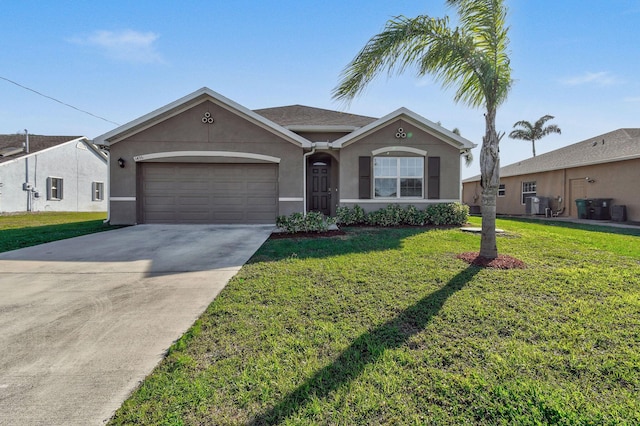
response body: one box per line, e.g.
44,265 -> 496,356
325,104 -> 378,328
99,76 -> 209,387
140,163 -> 278,224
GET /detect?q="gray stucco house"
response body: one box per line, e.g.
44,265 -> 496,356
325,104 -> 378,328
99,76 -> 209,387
94,87 -> 476,225
0,134 -> 108,213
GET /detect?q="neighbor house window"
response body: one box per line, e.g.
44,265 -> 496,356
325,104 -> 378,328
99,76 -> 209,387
92,182 -> 104,201
498,184 -> 506,197
47,177 -> 63,200
521,181 -> 536,204
373,157 -> 423,198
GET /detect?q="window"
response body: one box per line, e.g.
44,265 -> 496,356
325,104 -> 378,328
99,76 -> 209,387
521,181 -> 536,204
47,177 -> 63,200
373,157 -> 423,198
92,182 -> 104,201
498,184 -> 506,197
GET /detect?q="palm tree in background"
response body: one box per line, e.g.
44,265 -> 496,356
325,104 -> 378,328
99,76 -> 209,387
333,0 -> 512,259
509,115 -> 561,157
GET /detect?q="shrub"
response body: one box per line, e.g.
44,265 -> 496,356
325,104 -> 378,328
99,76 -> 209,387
424,202 -> 469,226
336,205 -> 366,225
403,205 -> 428,226
366,204 -> 404,227
276,211 -> 335,233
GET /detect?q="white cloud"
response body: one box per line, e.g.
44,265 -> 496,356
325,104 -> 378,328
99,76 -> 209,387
560,71 -> 620,87
71,30 -> 163,64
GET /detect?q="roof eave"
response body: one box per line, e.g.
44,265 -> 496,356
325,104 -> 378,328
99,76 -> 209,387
333,107 -> 477,150
94,87 -> 312,148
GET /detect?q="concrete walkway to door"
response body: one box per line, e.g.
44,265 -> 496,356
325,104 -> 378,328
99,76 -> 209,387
0,224 -> 273,425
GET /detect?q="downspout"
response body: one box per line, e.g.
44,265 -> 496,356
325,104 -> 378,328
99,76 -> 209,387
103,145 -> 111,224
302,145 -> 316,215
459,149 -> 467,202
25,129 -> 31,212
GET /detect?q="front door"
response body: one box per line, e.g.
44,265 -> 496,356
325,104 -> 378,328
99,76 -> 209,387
569,178 -> 587,217
308,162 -> 331,216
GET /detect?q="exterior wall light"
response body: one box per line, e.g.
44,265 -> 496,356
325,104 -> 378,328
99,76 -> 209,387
118,158 -> 126,168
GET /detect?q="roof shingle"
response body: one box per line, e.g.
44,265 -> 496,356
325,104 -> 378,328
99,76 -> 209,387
254,105 -> 377,128
0,135 -> 84,164
463,128 -> 640,182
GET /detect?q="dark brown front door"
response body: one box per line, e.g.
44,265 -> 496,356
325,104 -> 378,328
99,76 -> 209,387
309,162 -> 331,216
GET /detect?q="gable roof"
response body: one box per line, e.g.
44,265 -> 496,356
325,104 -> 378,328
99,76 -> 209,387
254,105 -> 377,131
0,135 -> 91,164
332,107 -> 477,150
463,128 -> 640,182
94,87 -> 311,148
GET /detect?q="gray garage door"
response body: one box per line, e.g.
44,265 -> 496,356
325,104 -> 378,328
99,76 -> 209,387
140,163 -> 278,224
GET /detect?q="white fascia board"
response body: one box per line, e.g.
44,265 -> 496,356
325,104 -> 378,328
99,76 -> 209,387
94,87 -> 311,148
333,107 -> 477,151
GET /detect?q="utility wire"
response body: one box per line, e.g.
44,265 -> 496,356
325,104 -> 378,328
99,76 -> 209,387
0,76 -> 121,126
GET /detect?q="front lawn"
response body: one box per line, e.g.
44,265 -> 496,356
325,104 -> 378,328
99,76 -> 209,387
0,212 -> 115,253
110,217 -> 640,424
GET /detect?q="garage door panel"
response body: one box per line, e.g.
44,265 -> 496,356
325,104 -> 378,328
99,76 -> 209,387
140,163 -> 278,224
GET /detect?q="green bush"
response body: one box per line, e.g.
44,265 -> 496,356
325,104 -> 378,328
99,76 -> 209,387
336,205 -> 366,225
366,204 -> 404,227
276,211 -> 335,233
336,203 -> 468,227
424,202 -> 469,226
403,204 -> 428,226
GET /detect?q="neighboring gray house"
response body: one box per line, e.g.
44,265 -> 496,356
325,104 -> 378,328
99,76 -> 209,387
0,134 -> 108,213
95,87 -> 476,225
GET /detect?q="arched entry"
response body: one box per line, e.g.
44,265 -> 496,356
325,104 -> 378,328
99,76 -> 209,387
307,153 -> 336,216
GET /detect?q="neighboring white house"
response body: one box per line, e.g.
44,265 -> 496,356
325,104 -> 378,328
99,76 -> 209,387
0,134 -> 108,213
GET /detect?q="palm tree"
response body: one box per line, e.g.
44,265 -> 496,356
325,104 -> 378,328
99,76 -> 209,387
509,115 -> 561,157
333,0 -> 512,259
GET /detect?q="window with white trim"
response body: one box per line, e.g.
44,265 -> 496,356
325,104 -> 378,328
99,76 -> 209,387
498,184 -> 506,197
521,181 -> 536,204
92,182 -> 104,201
47,177 -> 63,200
373,157 -> 423,198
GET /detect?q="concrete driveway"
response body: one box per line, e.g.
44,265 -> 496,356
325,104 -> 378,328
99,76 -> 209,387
0,224 -> 273,425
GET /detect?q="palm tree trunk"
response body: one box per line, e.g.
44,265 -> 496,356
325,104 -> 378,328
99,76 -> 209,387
532,140 -> 536,157
479,109 -> 500,259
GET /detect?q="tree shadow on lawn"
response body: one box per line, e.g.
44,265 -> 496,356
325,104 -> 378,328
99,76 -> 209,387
249,264 -> 480,425
250,227 -> 453,263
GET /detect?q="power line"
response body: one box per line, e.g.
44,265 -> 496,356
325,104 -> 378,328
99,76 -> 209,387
0,76 -> 121,126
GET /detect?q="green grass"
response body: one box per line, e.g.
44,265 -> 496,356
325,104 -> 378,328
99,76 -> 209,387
110,218 -> 640,425
0,212 -> 118,253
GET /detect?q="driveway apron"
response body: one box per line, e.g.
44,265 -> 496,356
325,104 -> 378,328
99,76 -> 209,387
0,224 -> 273,425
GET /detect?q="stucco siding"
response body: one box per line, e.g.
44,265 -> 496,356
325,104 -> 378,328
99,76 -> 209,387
108,100 -> 303,224
462,158 -> 640,221
339,119 -> 462,202
0,140 -> 107,212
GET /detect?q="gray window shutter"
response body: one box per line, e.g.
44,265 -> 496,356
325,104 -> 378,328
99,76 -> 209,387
47,177 -> 52,200
428,157 -> 440,199
359,156 -> 371,199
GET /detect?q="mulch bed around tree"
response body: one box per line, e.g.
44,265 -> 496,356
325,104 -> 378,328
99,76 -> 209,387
456,252 -> 526,269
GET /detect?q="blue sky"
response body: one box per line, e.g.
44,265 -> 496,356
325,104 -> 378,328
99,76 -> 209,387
2,0 -> 639,178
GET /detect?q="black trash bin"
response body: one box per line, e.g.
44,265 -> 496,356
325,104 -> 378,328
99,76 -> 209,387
590,198 -> 613,220
612,205 -> 627,222
575,199 -> 588,219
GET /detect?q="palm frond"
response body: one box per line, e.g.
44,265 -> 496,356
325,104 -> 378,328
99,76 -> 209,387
332,15 -> 454,102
